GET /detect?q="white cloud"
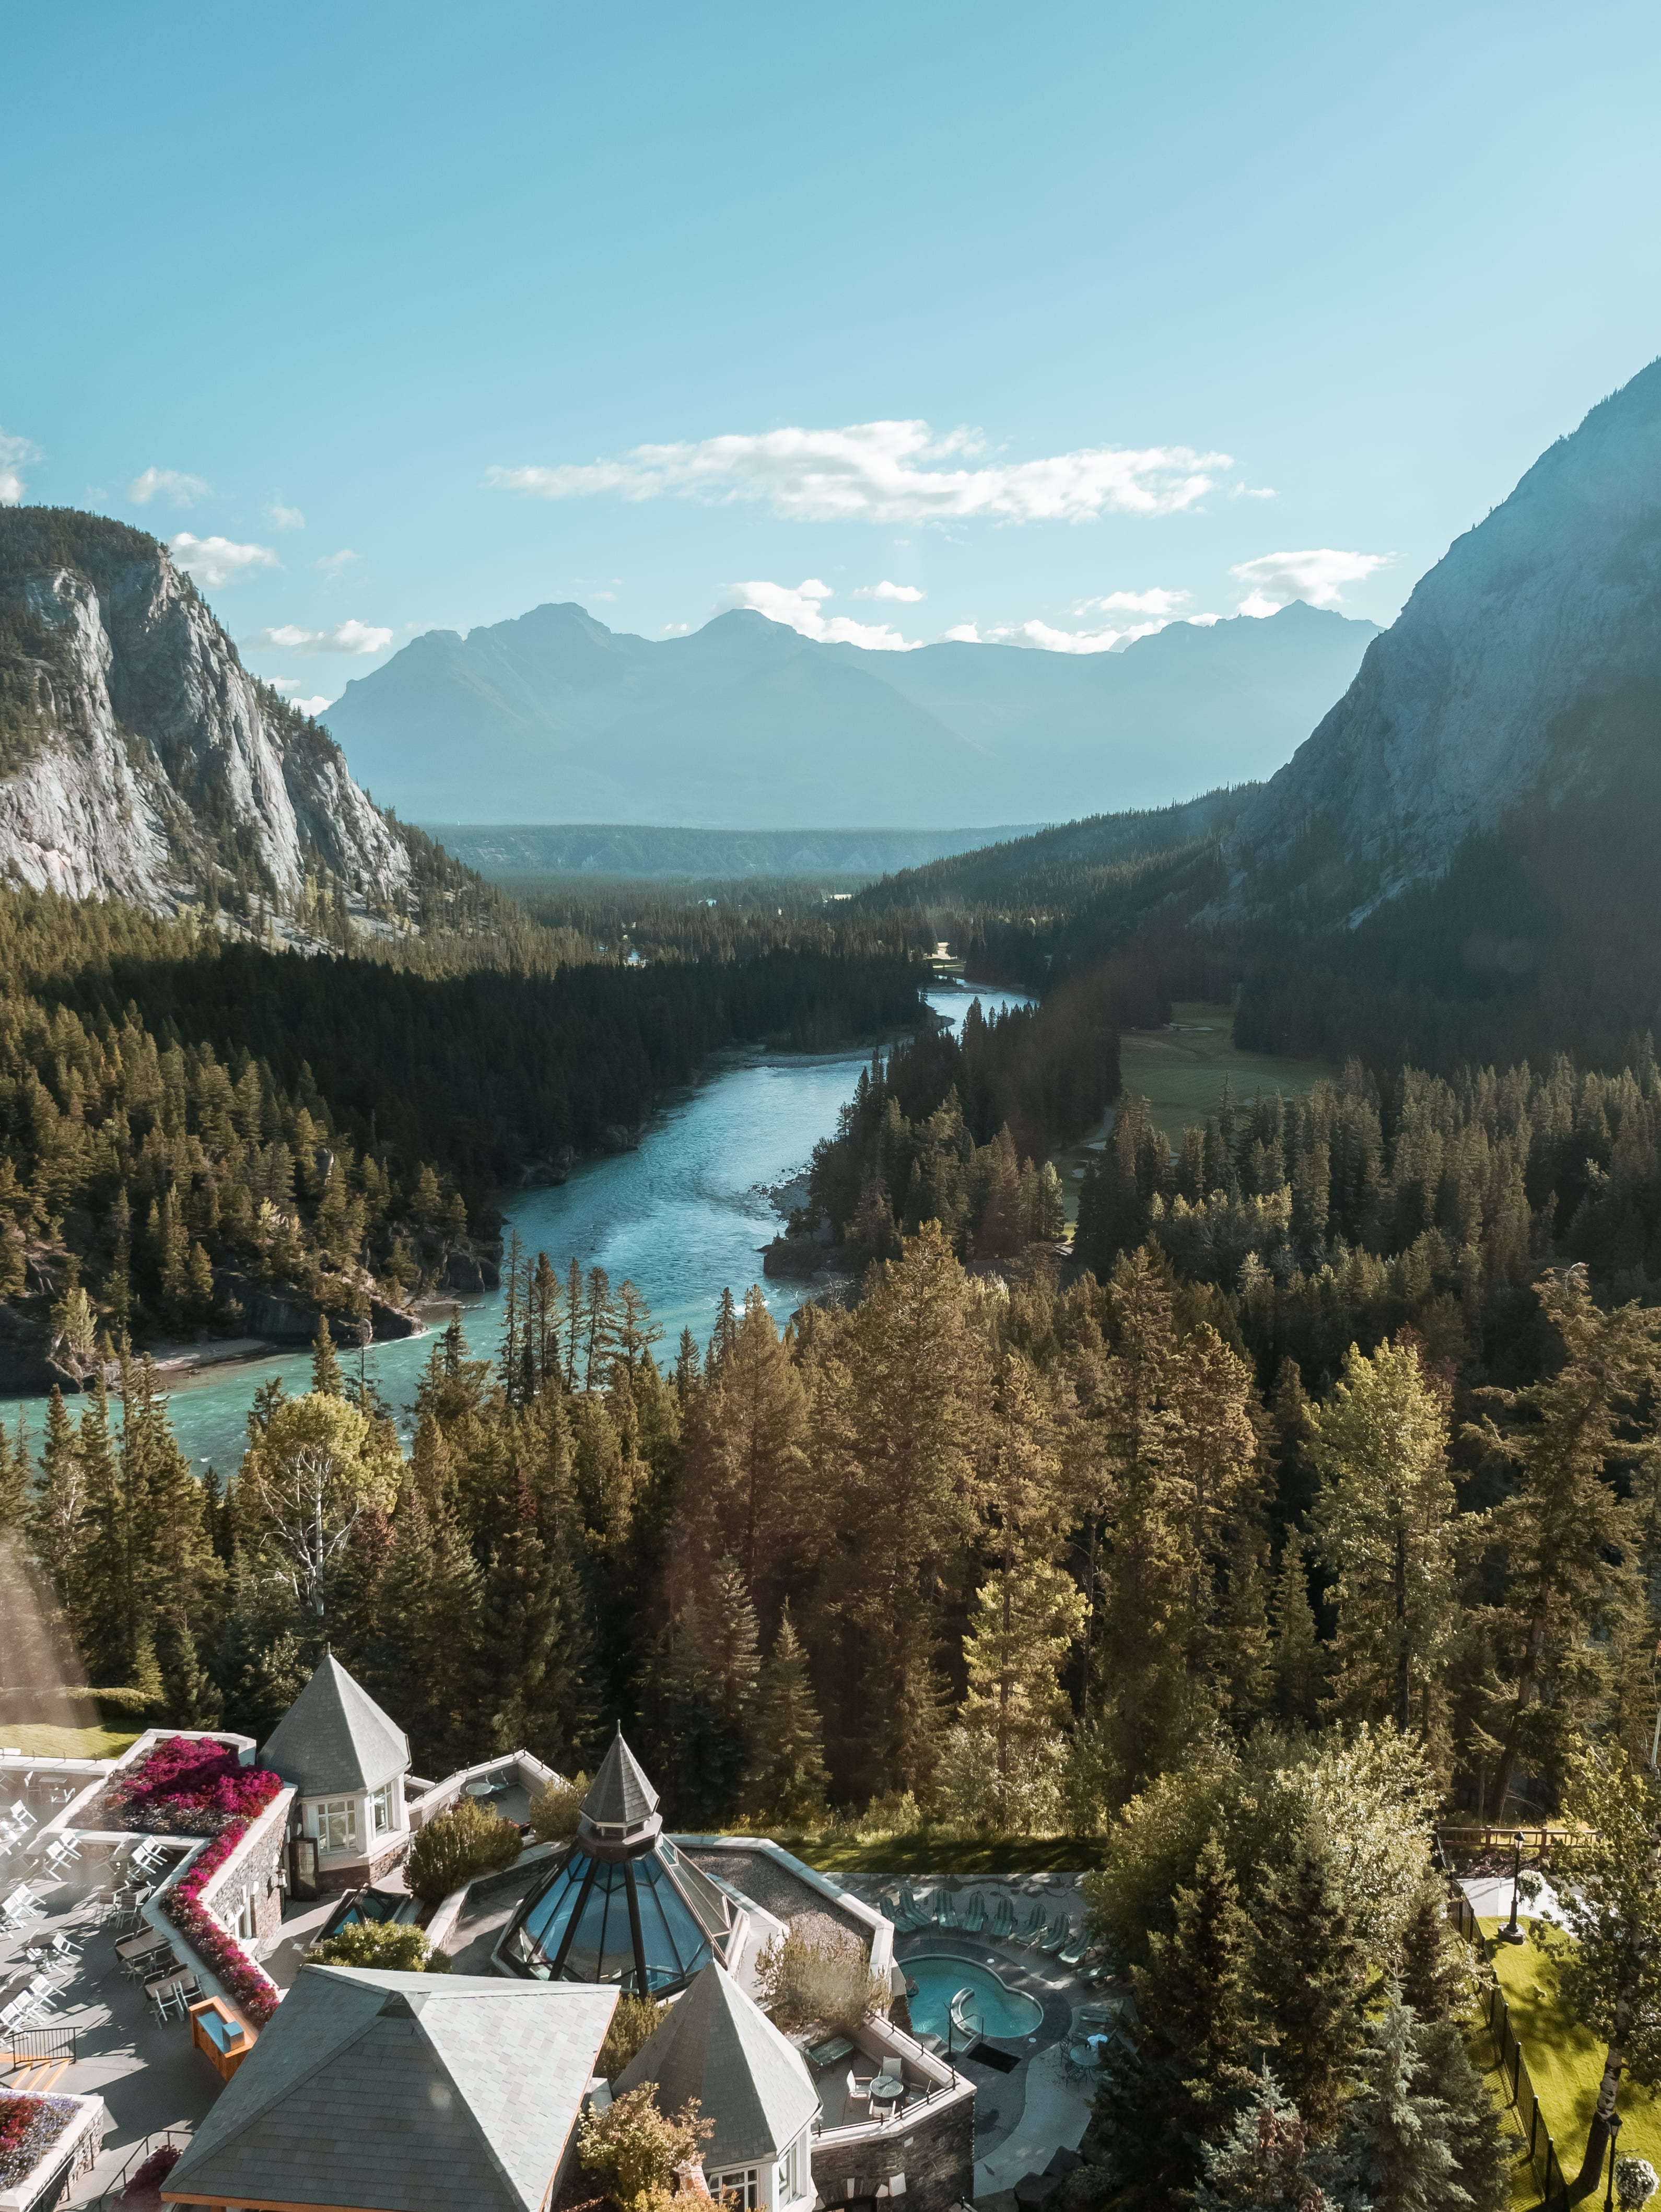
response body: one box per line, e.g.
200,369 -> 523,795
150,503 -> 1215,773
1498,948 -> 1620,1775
988,616 -> 1170,654
0,430 -> 40,506
941,623 -> 982,643
853,579 -> 925,602
1231,484 -> 1277,500
488,418 -> 1233,524
130,467 -> 210,508
313,548 -> 358,576
268,503 -> 306,530
270,679 -> 335,715
719,578 -> 920,650
1073,586 -> 1190,619
1230,547 -> 1391,614
244,618 -> 393,656
169,533 -> 281,587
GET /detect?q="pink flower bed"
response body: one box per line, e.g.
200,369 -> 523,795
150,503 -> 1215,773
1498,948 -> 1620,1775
104,1738 -> 285,2028
163,1812 -> 282,2026
103,1736 -> 278,1837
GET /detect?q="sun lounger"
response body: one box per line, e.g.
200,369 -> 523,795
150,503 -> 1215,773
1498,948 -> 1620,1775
1014,1903 -> 1048,1945
1059,1934 -> 1090,1967
1038,1915 -> 1071,1954
988,1894 -> 1016,1940
935,1890 -> 962,1929
962,1892 -> 988,1934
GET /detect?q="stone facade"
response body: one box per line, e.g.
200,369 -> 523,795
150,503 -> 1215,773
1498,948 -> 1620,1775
200,1789 -> 289,1949
811,2092 -> 975,2212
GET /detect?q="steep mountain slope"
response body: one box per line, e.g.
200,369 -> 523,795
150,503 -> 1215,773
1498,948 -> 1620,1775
0,508 -> 409,915
322,598 -> 1376,828
1220,358 -> 1661,923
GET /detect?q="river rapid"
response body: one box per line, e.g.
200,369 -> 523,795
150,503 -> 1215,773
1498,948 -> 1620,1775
3,983 -> 1032,1476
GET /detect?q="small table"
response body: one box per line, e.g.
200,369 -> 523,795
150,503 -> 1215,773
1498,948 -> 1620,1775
808,2034 -> 857,2067
190,1997 -> 256,2082
869,2072 -> 905,2105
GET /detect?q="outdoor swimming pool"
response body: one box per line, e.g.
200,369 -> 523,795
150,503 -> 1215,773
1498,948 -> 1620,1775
906,1954 -> 1044,2042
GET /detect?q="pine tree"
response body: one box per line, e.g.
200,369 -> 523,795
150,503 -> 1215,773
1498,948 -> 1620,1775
369,1485 -> 483,1774
311,1314 -> 345,1397
745,1604 -> 829,1825
1102,1832 -> 1261,2206
1250,1816 -> 1366,2140
28,1387 -> 84,1598
1270,1532 -> 1324,1726
479,1468 -> 597,1767
0,1420 -> 26,1536
1193,2071 -> 1333,2212
1478,1271 -> 1661,1818
1332,1997 -> 1461,2212
1310,1338 -> 1461,1750
1413,2018 -> 1508,2212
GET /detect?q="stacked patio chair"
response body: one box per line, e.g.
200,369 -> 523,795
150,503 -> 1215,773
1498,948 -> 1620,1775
0,1882 -> 43,1934
988,1893 -> 1016,1940
146,1966 -> 197,2024
41,1837 -> 81,1880
128,1838 -> 171,1879
961,1891 -> 988,1935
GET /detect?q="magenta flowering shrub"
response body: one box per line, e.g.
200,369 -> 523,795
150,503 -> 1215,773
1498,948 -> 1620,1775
101,1736 -> 279,1837
97,1738 -> 287,2028
116,2141 -> 181,2200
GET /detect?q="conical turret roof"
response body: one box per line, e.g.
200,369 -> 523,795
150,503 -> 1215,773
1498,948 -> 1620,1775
615,1962 -> 818,2169
261,1652 -> 409,1798
582,1725 -> 660,1829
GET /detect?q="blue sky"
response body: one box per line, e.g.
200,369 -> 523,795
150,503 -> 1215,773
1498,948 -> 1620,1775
5,0 -> 1659,709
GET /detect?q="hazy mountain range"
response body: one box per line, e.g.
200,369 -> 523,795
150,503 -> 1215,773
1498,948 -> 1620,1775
322,599 -> 1378,830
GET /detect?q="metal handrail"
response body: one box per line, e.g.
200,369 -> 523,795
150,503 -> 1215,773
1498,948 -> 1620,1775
89,2125 -> 192,2208
0,2022 -> 77,2069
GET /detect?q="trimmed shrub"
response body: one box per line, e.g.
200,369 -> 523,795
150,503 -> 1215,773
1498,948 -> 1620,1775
599,1993 -> 666,2079
405,1798 -> 522,1905
528,1771 -> 589,1844
578,2085 -> 710,2208
754,1928 -> 885,2033
309,1920 -> 432,1972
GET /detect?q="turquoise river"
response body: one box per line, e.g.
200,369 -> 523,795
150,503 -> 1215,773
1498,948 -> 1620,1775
0,984 -> 1032,1476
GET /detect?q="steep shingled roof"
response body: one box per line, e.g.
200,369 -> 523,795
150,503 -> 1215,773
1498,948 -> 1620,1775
615,1962 -> 818,2171
582,1725 -> 660,1828
161,1968 -> 618,2212
260,1652 -> 410,1799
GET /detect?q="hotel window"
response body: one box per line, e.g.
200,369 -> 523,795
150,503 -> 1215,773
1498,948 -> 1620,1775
371,1782 -> 394,1836
712,2171 -> 758,2208
776,2140 -> 801,2203
315,1798 -> 358,1853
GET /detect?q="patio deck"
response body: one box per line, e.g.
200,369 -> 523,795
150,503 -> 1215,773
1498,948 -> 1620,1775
0,1860 -> 229,2204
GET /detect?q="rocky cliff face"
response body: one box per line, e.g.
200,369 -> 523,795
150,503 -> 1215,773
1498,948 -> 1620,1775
0,509 -> 410,914
1218,358 -> 1661,923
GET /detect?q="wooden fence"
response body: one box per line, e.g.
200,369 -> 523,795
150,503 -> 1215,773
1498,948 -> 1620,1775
1444,1888 -> 1570,2211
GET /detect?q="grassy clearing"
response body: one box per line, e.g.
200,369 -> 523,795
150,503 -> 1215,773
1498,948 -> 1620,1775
1049,1000 -> 1340,1225
758,1833 -> 1101,1876
1479,1918 -> 1661,2190
0,1721 -> 138,1760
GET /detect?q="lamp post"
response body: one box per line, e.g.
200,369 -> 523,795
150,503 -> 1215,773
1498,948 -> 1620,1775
1604,2110 -> 1623,2212
1498,1829 -> 1527,1945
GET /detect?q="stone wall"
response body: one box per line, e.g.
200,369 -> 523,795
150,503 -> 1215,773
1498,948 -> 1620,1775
200,1787 -> 290,1948
811,2092 -> 974,2212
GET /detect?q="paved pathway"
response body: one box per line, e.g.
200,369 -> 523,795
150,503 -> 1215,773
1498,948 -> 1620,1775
1460,1873 -> 1565,1924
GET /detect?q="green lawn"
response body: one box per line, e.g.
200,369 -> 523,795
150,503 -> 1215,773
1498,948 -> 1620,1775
1050,1000 -> 1340,1224
0,1721 -> 138,1760
1479,1918 -> 1661,2194
766,1833 -> 1102,1876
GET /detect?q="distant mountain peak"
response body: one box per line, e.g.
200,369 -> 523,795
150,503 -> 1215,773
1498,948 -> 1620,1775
1216,357 -> 1661,924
